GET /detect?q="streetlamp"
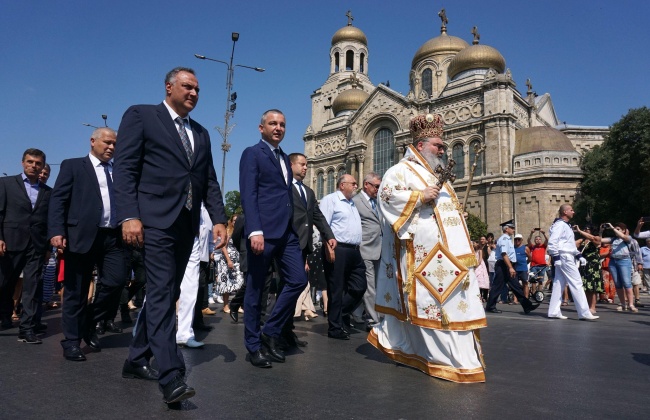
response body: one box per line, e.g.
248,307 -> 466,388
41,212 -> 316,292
82,115 -> 108,129
195,32 -> 265,188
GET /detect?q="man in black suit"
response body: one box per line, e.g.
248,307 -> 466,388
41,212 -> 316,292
0,148 -> 51,344
283,153 -> 336,345
48,128 -> 128,360
113,67 -> 227,404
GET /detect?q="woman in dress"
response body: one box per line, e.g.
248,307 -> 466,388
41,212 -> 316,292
473,240 -> 490,302
214,214 -> 244,313
574,225 -> 603,314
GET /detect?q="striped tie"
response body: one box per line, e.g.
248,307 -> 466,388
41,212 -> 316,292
175,117 -> 193,210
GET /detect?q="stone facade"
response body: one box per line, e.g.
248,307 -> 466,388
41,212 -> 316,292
303,13 -> 608,234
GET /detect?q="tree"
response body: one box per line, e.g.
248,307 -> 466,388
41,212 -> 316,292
574,107 -> 650,227
466,212 -> 488,240
224,190 -> 242,219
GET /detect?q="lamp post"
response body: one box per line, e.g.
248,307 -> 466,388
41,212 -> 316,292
82,115 -> 108,129
195,32 -> 265,188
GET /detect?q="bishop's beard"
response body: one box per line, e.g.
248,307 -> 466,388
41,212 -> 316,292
420,147 -> 445,170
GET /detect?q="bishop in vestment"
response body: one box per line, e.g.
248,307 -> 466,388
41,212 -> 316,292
368,114 -> 487,383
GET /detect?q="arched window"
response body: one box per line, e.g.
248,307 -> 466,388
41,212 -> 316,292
452,143 -> 465,179
469,140 -> 484,176
317,172 -> 324,199
373,128 -> 395,176
334,52 -> 340,72
346,50 -> 354,71
327,170 -> 335,194
422,68 -> 433,98
360,53 -> 365,73
338,168 -> 345,182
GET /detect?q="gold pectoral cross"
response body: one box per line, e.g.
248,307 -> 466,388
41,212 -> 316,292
434,158 -> 456,187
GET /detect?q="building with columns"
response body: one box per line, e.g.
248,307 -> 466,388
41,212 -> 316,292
302,11 -> 608,233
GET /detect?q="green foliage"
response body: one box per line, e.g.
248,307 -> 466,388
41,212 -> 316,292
466,212 -> 488,240
224,190 -> 242,219
574,107 -> 650,227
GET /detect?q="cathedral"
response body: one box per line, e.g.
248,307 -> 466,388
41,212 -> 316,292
302,10 -> 608,233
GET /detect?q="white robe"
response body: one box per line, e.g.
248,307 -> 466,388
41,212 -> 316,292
367,146 -> 487,383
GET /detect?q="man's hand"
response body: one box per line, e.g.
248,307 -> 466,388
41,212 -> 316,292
250,234 -> 264,255
327,238 -> 337,250
0,240 -> 6,257
213,224 -> 227,250
508,267 -> 516,278
50,235 -> 67,250
122,219 -> 144,248
325,242 -> 335,263
421,185 -> 441,204
305,260 -> 310,272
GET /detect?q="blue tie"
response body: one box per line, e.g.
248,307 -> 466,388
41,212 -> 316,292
101,161 -> 116,227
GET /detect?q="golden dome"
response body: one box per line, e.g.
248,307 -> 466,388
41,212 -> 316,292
514,126 -> 576,155
332,88 -> 370,115
331,25 -> 368,46
411,31 -> 469,68
447,44 -> 506,80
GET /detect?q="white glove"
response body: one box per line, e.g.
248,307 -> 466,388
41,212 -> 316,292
579,257 -> 587,266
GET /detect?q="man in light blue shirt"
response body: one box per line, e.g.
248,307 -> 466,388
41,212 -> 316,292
485,219 -> 539,314
319,174 -> 366,340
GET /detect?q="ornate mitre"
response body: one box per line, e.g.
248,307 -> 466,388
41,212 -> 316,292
409,113 -> 444,140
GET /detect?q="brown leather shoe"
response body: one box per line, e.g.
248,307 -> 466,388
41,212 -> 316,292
202,307 -> 216,316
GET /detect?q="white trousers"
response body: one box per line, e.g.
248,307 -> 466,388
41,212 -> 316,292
547,254 -> 591,318
176,236 -> 200,342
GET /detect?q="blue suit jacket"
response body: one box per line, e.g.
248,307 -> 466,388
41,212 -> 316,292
239,140 -> 293,240
48,156 -> 111,254
113,103 -> 227,233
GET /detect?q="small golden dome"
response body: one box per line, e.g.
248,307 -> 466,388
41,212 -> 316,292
331,24 -> 368,46
514,127 -> 576,155
447,43 -> 506,80
411,32 -> 469,68
332,88 -> 370,115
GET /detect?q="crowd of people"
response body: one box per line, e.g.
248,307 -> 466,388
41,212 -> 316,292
1,66 -> 648,403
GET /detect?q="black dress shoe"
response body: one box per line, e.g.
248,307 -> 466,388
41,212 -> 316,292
83,332 -> 101,352
328,330 -> 350,340
63,345 -> 87,361
229,309 -> 239,323
161,375 -> 195,404
96,321 -> 106,335
105,320 -> 123,333
261,333 -> 285,363
122,360 -> 159,380
249,349 -> 272,368
282,331 -> 307,348
18,331 -> 43,344
192,323 -> 214,332
486,308 -> 502,314
524,302 -> 541,314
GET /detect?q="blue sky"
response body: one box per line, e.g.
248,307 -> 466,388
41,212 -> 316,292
1,0 -> 647,195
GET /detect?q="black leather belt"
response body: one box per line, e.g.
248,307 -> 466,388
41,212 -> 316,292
338,242 -> 360,250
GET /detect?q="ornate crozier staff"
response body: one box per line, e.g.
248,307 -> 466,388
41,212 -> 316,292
462,142 -> 486,211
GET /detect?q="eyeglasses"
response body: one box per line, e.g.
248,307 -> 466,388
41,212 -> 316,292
430,142 -> 447,151
366,182 -> 381,189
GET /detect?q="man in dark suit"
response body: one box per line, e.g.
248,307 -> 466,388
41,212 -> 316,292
113,67 -> 227,404
284,153 -> 336,345
239,109 -> 307,368
0,148 -> 51,344
48,128 -> 128,360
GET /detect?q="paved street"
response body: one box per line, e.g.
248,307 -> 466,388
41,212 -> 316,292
2,295 -> 649,419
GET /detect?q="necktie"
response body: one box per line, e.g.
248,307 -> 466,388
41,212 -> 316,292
175,117 -> 193,210
370,198 -> 378,216
273,148 -> 280,161
101,161 -> 116,227
296,181 -> 308,207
